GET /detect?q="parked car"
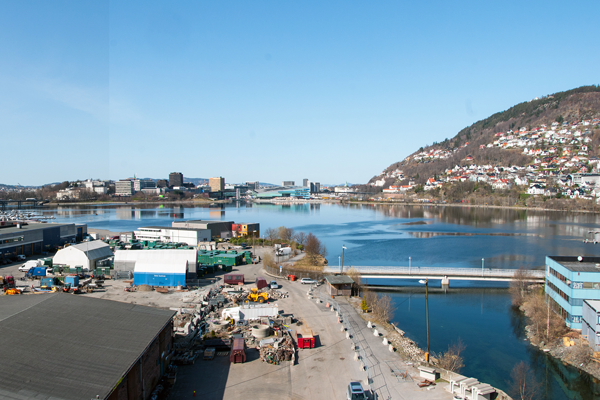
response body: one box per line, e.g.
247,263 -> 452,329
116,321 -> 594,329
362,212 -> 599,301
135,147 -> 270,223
347,382 -> 366,400
18,264 -> 32,272
16,255 -> 26,261
269,280 -> 279,289
300,278 -> 316,285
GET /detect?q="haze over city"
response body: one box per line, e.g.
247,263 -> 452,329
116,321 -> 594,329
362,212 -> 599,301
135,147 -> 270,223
1,0 -> 599,186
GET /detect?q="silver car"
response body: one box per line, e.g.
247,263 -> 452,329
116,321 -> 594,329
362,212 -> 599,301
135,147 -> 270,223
347,382 -> 366,400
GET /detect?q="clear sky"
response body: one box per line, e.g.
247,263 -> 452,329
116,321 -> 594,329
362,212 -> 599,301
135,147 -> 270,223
1,0 -> 599,186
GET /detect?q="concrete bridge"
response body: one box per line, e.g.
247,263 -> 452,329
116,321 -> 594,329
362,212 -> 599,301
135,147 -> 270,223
329,266 -> 546,286
0,199 -> 40,210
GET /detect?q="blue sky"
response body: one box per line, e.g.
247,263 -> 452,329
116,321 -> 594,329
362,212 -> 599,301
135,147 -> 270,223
1,0 -> 599,186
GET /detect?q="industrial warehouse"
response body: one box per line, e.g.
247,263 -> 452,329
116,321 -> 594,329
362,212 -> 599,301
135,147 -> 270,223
0,221 -> 87,261
0,294 -> 175,400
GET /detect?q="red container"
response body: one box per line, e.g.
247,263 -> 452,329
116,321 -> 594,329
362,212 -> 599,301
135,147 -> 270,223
296,331 -> 315,349
224,273 -> 244,285
255,277 -> 268,290
289,275 -> 297,281
230,338 -> 246,363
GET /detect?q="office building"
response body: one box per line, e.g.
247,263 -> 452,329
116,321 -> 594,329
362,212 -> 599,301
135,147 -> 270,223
303,179 -> 309,187
169,172 -> 184,188
172,220 -> 234,239
134,226 -> 211,247
209,177 -> 225,192
246,181 -> 259,190
253,186 -> 310,199
282,181 -> 295,186
133,179 -> 156,192
0,222 -> 86,258
583,300 -> 600,350
545,255 -> 600,329
115,180 -> 133,196
310,182 -> 321,193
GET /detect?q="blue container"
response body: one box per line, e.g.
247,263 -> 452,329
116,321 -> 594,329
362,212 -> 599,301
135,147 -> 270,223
65,275 -> 79,287
31,267 -> 46,277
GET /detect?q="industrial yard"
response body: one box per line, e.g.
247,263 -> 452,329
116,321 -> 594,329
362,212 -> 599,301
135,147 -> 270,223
0,233 -> 490,400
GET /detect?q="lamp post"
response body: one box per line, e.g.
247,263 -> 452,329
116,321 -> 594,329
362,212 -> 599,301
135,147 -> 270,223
482,258 -> 484,277
340,245 -> 346,274
418,278 -> 430,363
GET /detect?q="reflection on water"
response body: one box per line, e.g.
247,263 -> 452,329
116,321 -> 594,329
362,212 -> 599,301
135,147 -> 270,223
40,202 -> 600,399
384,287 -> 600,400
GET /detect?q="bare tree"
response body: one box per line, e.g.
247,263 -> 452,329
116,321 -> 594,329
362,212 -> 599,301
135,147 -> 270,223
509,268 -> 533,307
264,228 -> 279,243
509,361 -> 540,400
262,252 -> 275,269
435,339 -> 466,373
521,289 -> 567,344
345,267 -> 362,296
293,231 -> 307,248
363,287 -> 378,314
277,226 -> 295,242
373,294 -> 396,323
305,233 -> 326,263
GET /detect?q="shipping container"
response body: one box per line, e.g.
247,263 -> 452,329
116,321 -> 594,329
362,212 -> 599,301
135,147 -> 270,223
255,277 -> 268,290
65,275 -> 79,287
230,338 -> 246,363
224,273 -> 244,285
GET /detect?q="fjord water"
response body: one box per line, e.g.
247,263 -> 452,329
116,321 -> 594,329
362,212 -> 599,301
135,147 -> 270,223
46,202 -> 600,399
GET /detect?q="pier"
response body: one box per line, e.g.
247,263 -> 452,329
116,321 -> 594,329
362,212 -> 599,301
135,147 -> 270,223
331,266 -> 545,286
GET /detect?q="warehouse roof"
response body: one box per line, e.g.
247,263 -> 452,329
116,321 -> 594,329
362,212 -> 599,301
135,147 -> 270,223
325,275 -> 355,285
0,222 -> 73,235
0,294 -> 175,400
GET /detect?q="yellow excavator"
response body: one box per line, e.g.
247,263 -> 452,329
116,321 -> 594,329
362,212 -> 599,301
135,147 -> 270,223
246,288 -> 268,303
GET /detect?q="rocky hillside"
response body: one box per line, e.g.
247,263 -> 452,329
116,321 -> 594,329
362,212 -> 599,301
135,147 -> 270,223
363,85 -> 600,192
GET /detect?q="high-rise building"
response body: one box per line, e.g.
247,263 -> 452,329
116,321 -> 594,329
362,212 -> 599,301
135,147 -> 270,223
209,177 -> 225,192
133,179 -> 156,192
156,179 -> 169,188
115,180 -> 133,196
282,181 -> 295,186
310,182 -> 321,193
169,172 -> 184,188
246,181 -> 259,190
303,179 -> 309,187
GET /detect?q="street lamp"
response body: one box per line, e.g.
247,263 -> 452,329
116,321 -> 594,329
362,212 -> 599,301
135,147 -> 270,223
340,245 -> 346,274
418,278 -> 430,363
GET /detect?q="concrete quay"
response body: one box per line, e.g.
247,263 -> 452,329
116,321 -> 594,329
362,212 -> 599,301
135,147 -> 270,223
168,257 -> 462,400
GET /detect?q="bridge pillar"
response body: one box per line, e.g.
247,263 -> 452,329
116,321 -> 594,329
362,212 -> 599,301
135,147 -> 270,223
441,276 -> 450,288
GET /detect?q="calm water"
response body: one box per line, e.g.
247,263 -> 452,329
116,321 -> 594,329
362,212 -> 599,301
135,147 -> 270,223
39,202 -> 600,399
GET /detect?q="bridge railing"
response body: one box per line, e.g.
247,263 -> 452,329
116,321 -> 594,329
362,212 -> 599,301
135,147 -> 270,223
325,266 -> 545,278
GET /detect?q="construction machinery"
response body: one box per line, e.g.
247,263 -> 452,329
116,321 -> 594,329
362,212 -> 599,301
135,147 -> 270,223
246,287 -> 268,303
1,275 -> 17,294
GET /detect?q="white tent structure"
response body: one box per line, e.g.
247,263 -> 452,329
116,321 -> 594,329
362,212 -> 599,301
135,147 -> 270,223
53,241 -> 113,270
114,249 -> 197,273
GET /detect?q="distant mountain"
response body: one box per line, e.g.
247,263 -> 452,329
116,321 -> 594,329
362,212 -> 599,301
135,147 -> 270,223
364,85 -> 600,190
